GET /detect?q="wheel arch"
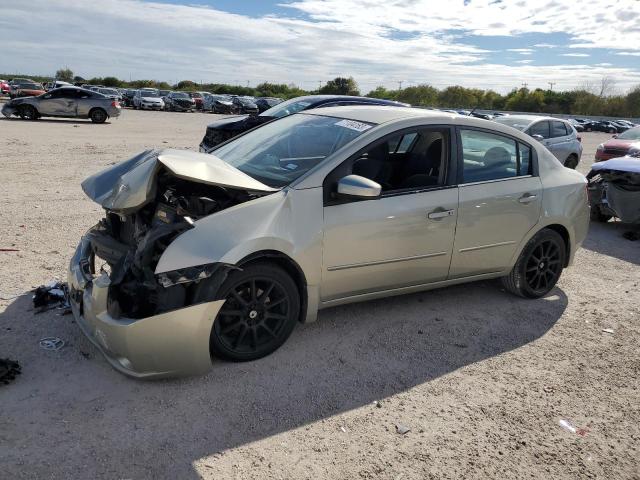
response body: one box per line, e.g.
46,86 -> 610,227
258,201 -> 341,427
237,250 -> 309,324
544,224 -> 571,267
509,221 -> 573,272
88,106 -> 108,118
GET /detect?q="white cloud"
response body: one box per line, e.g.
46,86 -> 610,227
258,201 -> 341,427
533,43 -> 556,48
560,53 -> 590,57
0,0 -> 639,93
615,51 -> 640,56
515,60 -> 533,64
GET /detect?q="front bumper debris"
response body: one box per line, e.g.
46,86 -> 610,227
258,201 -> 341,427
1,104 -> 17,118
68,234 -> 224,378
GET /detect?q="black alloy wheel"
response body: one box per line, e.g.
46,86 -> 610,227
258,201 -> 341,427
19,105 -> 37,120
90,109 -> 107,123
502,229 -> 566,298
208,263 -> 300,361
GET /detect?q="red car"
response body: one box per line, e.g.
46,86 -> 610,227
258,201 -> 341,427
0,80 -> 10,95
595,126 -> 640,161
9,81 -> 45,99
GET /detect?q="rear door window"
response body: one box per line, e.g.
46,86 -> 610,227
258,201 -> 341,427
528,121 -> 550,138
551,121 -> 568,137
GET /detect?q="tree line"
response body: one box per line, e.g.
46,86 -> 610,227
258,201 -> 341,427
3,68 -> 638,118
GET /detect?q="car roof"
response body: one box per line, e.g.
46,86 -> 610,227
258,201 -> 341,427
302,105 -> 464,124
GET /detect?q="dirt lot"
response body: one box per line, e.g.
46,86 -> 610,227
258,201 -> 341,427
0,110 -> 638,480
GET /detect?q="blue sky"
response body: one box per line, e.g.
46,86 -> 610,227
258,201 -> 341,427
1,0 -> 639,93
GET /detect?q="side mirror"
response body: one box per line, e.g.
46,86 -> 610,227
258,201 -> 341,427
531,134 -> 544,141
336,175 -> 381,200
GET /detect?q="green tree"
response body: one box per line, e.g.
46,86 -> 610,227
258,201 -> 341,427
55,67 -> 74,82
438,86 -> 478,108
397,85 -> 438,106
366,86 -> 397,100
319,77 -> 359,96
625,86 -> 640,117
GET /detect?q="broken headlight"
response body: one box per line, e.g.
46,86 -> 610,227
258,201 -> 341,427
156,263 -> 219,288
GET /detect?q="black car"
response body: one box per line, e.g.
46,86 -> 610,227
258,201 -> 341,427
122,89 -> 137,107
255,97 -> 284,113
567,119 -> 585,132
584,120 -> 624,133
164,91 -> 195,112
232,96 -> 259,115
199,95 -> 410,152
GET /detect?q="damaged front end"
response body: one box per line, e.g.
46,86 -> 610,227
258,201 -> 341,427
588,155 -> 640,224
68,149 -> 276,377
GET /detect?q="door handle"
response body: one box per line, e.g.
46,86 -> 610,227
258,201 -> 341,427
428,209 -> 455,220
518,193 -> 537,204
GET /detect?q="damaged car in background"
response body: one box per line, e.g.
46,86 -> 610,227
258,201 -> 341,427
2,87 -> 121,123
69,106 -> 589,379
587,153 -> 640,224
199,95 -> 410,152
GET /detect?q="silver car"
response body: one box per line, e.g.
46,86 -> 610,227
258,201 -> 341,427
68,106 -> 589,378
133,89 -> 164,110
1,87 -> 121,123
494,115 -> 583,169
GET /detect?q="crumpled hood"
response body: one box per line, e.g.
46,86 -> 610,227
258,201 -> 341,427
81,149 -> 276,213
591,156 -> 640,174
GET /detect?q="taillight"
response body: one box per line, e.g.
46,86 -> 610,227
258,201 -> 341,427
577,135 -> 582,143
111,101 -> 120,107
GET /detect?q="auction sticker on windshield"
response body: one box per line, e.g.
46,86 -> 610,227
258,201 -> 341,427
335,119 -> 373,132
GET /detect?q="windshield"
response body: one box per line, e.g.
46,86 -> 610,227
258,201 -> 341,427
100,89 -> 118,95
617,126 -> 640,140
19,83 -> 41,90
172,92 -> 190,99
493,117 -> 533,131
260,98 -> 313,118
213,113 -> 374,187
141,91 -> 160,98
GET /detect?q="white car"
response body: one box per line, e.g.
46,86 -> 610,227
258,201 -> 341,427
133,89 -> 164,110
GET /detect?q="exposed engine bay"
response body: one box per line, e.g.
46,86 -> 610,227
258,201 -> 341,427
79,150 -> 275,319
587,156 -> 640,224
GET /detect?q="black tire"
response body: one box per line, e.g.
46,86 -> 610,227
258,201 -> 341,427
198,263 -> 300,362
564,154 -> 579,169
89,108 -> 107,124
501,229 -> 566,298
19,105 -> 38,120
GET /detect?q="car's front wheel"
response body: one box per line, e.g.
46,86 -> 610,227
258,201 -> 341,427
19,105 -> 38,120
197,263 -> 300,361
501,229 -> 566,298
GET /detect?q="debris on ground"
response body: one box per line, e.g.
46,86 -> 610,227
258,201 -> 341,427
373,400 -> 382,408
0,248 -> 20,252
622,231 -> 640,241
602,328 -> 615,334
32,281 -> 70,313
396,424 -> 411,435
558,419 -> 589,436
39,337 -> 65,351
0,358 -> 21,385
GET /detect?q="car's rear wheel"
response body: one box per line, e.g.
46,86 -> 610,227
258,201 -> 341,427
89,108 -> 107,124
564,154 -> 579,169
501,229 -> 566,298
198,263 -> 300,361
19,105 -> 38,120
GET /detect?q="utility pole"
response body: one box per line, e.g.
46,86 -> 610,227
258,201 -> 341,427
397,80 -> 403,90
521,82 -> 528,89
548,82 -> 555,91
246,80 -> 250,87
318,80 -> 322,90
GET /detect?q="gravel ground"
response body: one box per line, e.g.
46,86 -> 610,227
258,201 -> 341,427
0,110 -> 638,480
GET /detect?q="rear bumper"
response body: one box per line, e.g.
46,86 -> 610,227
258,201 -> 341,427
108,106 -> 121,118
68,233 -> 223,379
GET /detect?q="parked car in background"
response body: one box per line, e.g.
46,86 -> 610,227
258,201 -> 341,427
203,94 -> 235,113
70,106 -> 589,378
0,79 -> 10,95
494,115 -> 582,168
96,88 -> 122,101
567,119 -> 585,132
255,97 -> 284,113
122,89 -> 137,107
45,80 -> 72,91
158,89 -> 171,97
199,95 -> 409,151
2,87 -> 120,123
587,154 -> 640,223
611,121 -> 630,132
163,91 -> 195,112
9,80 -> 45,99
231,96 -> 259,115
133,89 -> 164,110
583,120 -> 622,133
188,92 -> 210,110
595,126 -> 640,161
